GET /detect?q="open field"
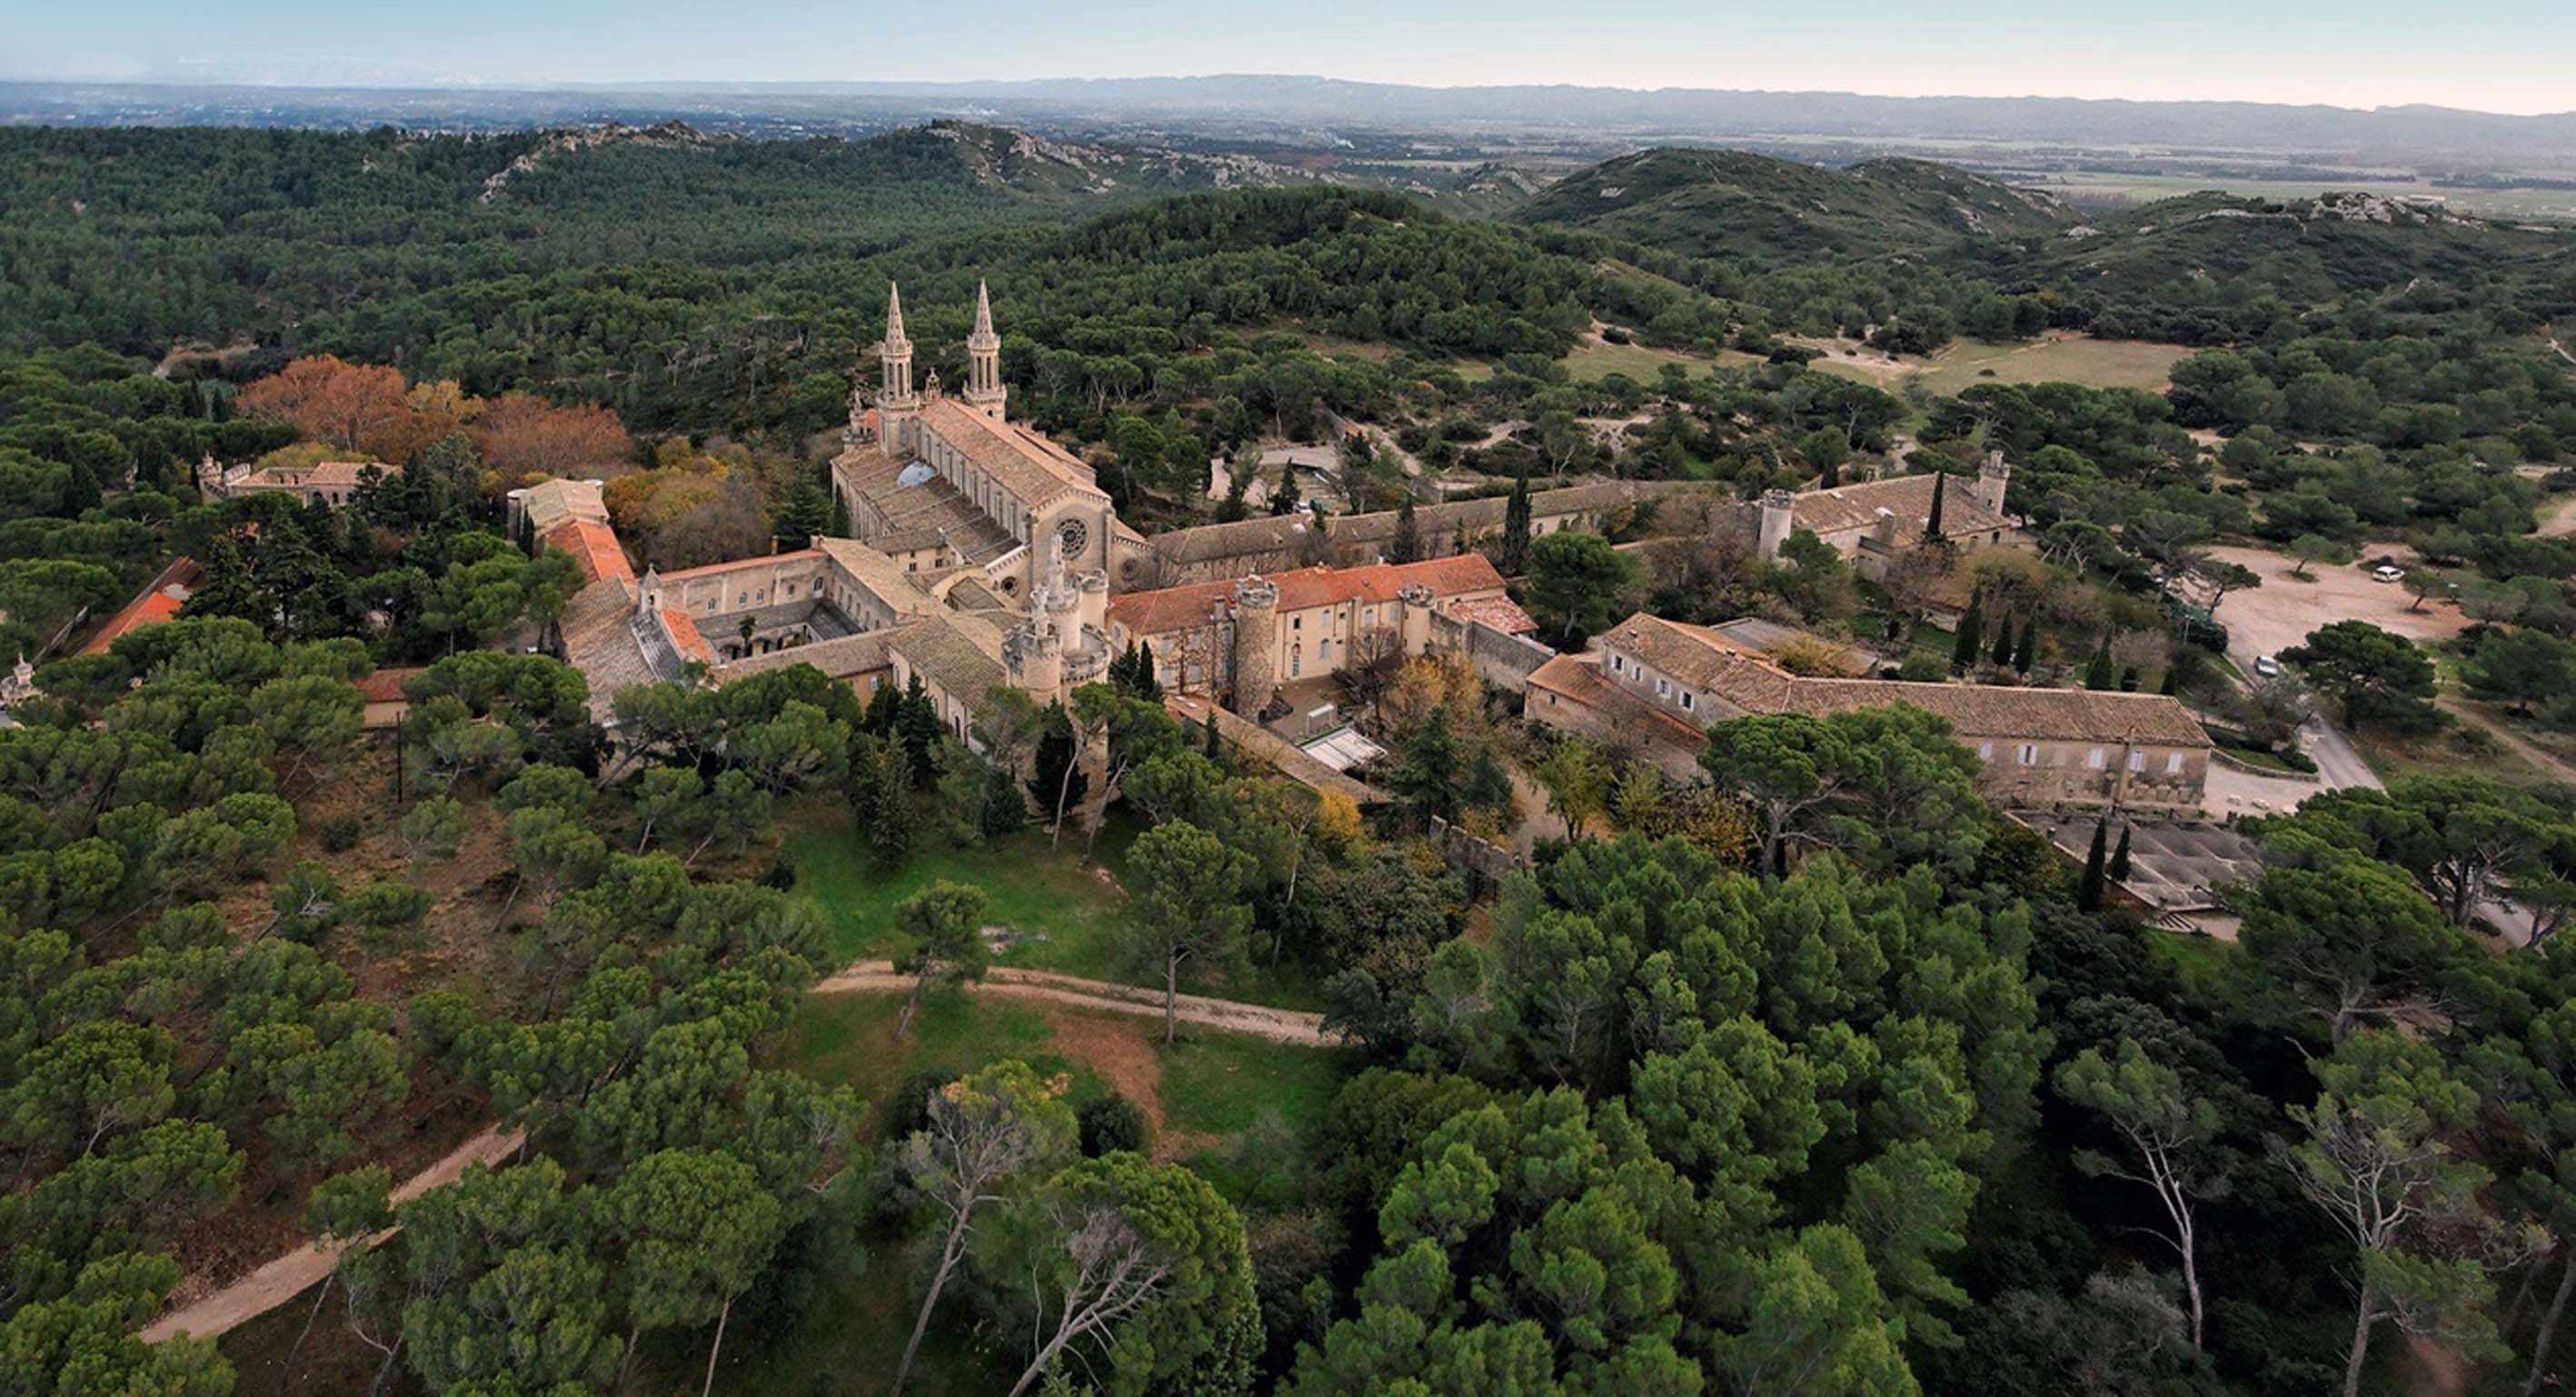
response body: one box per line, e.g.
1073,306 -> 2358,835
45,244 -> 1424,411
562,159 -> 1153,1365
1561,337 -> 1755,383
784,816 -> 1327,1010
1805,332 -> 2193,394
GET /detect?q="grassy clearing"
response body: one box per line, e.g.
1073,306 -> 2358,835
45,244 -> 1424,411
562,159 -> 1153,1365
2147,929 -> 2239,1008
1806,334 -> 2193,394
2352,721 -> 2559,791
785,814 -> 1327,1010
1561,338 -> 1754,383
733,990 -> 1354,1394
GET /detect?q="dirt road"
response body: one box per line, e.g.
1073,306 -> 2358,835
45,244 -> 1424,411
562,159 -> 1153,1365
144,964 -> 1331,1346
142,1125 -> 522,1342
815,962 -> 1338,1046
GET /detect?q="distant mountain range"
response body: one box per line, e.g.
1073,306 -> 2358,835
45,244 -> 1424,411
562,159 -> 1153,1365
7,75 -> 2574,164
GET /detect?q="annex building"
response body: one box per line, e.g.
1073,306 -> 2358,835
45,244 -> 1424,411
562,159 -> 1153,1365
1530,612 -> 2212,812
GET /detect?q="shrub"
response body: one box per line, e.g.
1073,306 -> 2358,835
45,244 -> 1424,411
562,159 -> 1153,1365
1078,1093 -> 1149,1157
1895,654 -> 1950,684
319,813 -> 363,852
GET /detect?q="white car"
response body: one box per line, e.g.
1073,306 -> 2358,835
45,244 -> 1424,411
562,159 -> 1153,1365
2253,655 -> 2282,677
2372,564 -> 2405,583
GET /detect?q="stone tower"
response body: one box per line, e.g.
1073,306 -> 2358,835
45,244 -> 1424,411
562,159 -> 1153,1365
962,280 -> 1007,420
1228,575 -> 1280,719
1757,488 -> 1796,559
875,283 -> 920,461
1975,450 -> 2013,514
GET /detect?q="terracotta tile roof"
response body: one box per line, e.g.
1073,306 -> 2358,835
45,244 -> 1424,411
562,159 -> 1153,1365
1599,614 -> 1798,709
656,548 -> 822,582
1791,474 -> 2009,544
80,557 -> 202,655
1598,611 -> 2209,748
557,577 -> 653,721
1774,679 -> 2213,746
888,614 -> 1007,704
917,398 -> 1105,511
1527,653 -> 1710,749
661,608 -> 715,665
1107,554 -> 1507,638
711,630 -> 896,684
812,537 -> 940,619
543,518 -> 633,584
520,477 -> 610,533
1150,514 -> 1320,565
1447,594 -> 1539,635
230,459 -> 398,493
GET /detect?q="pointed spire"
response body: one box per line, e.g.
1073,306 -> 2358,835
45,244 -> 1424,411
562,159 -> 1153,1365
886,282 -> 907,343
973,279 -> 994,337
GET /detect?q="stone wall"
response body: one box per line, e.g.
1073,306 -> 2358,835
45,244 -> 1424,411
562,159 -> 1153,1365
1429,612 -> 1556,693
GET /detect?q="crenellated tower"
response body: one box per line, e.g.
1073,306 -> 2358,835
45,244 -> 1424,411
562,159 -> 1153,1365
875,283 -> 920,461
962,279 -> 1007,421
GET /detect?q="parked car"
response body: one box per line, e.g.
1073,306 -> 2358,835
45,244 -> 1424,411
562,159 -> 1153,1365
2372,564 -> 2405,583
2253,654 -> 2282,677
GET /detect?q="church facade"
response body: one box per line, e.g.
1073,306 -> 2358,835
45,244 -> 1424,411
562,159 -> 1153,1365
829,282 -> 1141,600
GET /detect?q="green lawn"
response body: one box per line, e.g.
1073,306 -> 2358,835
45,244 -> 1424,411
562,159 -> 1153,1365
785,814 -> 1328,1010
1162,1030 -> 1355,1210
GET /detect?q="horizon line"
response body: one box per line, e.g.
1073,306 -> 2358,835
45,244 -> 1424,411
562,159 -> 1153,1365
3,71 -> 2571,122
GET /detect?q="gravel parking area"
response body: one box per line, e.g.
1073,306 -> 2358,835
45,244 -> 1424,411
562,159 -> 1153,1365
2202,544 -> 2463,669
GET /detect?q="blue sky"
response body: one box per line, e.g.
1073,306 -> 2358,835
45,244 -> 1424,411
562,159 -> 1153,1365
11,0 -> 2572,114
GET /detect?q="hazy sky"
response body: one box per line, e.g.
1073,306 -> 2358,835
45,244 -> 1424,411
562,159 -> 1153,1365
12,0 -> 2573,115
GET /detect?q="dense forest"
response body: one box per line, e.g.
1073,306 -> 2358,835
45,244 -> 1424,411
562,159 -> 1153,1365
7,117 -> 2576,1397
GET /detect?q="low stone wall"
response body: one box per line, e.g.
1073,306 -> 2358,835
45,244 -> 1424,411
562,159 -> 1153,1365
2209,748 -> 2322,783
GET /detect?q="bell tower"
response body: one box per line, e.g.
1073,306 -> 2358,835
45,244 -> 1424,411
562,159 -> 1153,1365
962,279 -> 1007,421
875,283 -> 920,461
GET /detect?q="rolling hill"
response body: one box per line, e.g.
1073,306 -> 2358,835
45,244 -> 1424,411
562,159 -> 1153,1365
1511,147 -> 2073,264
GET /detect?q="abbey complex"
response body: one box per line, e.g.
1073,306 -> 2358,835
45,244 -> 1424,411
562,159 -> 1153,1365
474,282 -> 2203,813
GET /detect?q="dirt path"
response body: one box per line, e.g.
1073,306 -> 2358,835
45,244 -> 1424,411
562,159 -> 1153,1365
1025,1005 -> 1217,1163
2541,492 -> 2576,539
142,1125 -> 522,1342
144,966 -> 1327,1345
815,962 -> 1337,1046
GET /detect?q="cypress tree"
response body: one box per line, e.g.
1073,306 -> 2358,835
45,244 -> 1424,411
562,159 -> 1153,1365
2012,619 -> 2036,674
1268,456 -> 1301,516
1499,465 -> 1534,575
1924,468 -> 1947,541
1991,611 -> 2015,668
2078,817 -> 2109,912
826,484 -> 852,539
2159,665 -> 2180,696
2085,640 -> 2116,691
1202,710 -> 1222,761
1391,496 -> 1422,564
1951,596 -> 1983,674
2109,824 -> 2133,883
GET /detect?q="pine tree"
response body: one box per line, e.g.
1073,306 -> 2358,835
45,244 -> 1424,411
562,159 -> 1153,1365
2109,824 -> 2133,883
1924,468 -> 1947,541
1951,595 -> 1983,674
1499,465 -> 1534,574
2078,817 -> 2109,912
2085,639 -> 2117,691
2012,619 -> 2036,674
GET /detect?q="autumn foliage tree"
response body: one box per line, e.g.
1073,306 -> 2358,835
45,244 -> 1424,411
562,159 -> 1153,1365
240,355 -> 411,458
472,392 -> 636,488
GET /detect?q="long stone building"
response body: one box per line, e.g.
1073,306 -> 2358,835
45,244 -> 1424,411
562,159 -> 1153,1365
1102,554 -> 1530,716
1530,613 -> 2212,811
